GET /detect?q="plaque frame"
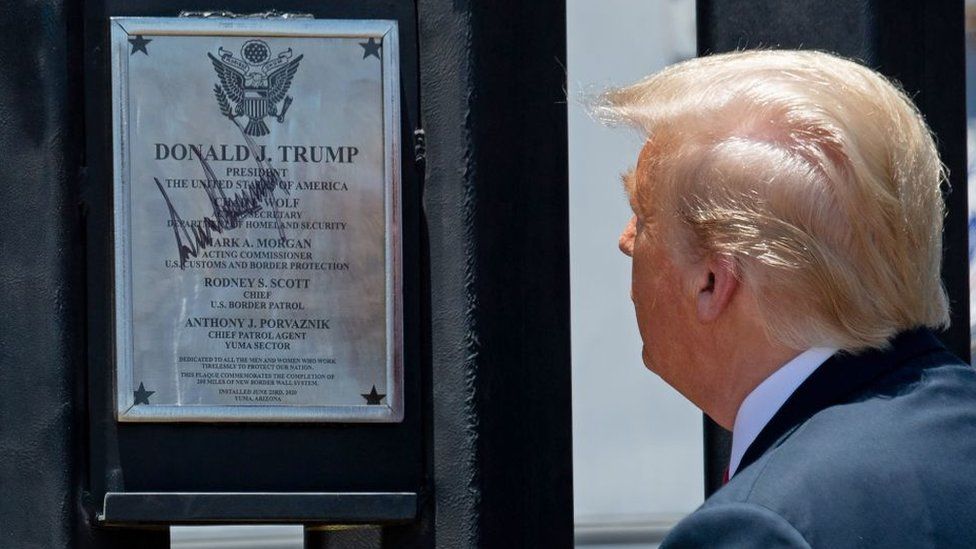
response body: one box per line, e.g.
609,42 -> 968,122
110,17 -> 403,423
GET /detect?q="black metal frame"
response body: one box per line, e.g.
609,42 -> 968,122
697,0 -> 969,497
0,0 -> 573,546
80,1 -> 426,545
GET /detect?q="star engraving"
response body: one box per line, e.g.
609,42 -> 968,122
361,385 -> 386,405
133,382 -> 155,405
359,37 -> 382,60
128,35 -> 152,56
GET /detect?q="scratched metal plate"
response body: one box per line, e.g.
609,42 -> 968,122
110,17 -> 402,422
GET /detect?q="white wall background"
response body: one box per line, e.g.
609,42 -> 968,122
568,0 -> 704,528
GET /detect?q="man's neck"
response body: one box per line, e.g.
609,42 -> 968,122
727,347 -> 838,475
704,341 -> 801,430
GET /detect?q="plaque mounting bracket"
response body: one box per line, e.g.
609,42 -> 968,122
178,10 -> 314,19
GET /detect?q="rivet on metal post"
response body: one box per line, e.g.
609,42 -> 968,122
413,129 -> 427,166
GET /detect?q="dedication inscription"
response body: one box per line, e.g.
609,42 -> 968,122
111,18 -> 402,421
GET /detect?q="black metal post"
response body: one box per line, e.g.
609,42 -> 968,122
0,0 -> 93,546
0,0 -> 573,545
419,0 -> 574,546
697,0 -> 968,497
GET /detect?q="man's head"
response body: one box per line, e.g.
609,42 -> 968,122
603,50 -> 949,423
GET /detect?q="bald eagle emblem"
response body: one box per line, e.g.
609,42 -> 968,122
209,40 -> 303,136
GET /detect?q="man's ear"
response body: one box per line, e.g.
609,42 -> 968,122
696,255 -> 738,323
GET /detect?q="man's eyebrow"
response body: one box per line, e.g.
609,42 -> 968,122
620,167 -> 637,198
621,167 -> 644,215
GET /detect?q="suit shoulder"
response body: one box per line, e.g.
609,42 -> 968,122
661,502 -> 811,548
750,360 -> 976,488
708,358 -> 976,546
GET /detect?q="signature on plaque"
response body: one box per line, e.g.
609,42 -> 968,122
152,40 -> 305,269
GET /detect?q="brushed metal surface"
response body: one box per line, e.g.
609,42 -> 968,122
111,17 -> 402,422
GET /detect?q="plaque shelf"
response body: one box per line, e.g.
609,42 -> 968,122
98,491 -> 417,525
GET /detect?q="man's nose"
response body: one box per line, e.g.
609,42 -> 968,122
618,216 -> 636,257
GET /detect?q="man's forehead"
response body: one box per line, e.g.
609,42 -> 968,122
628,136 -> 666,209
636,136 -> 659,168
627,130 -> 693,221
633,133 -> 672,184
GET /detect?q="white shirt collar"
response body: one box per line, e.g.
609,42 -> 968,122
728,347 -> 837,476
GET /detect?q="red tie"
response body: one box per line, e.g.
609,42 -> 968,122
722,467 -> 730,485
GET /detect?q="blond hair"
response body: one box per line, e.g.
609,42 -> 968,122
599,50 -> 949,351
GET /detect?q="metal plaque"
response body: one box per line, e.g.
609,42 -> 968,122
111,17 -> 402,422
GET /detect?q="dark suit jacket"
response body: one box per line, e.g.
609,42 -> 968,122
661,328 -> 976,548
